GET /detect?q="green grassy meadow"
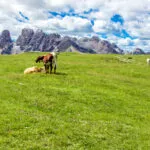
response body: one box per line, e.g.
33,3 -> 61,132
0,52 -> 150,149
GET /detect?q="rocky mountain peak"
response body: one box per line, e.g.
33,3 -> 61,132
132,48 -> 145,54
16,28 -> 34,49
0,28 -> 126,54
90,36 -> 100,42
0,30 -> 13,54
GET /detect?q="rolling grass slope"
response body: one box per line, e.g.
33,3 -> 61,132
0,52 -> 150,149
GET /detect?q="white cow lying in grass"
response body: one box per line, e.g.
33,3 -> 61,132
24,66 -> 45,74
147,58 -> 150,65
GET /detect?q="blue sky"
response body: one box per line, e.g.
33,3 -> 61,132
111,14 -> 124,25
0,0 -> 150,52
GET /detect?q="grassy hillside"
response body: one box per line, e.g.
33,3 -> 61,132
0,52 -> 150,150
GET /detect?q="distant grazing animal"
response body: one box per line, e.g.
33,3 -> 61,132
147,58 -> 150,65
35,52 -> 58,73
24,66 -> 44,74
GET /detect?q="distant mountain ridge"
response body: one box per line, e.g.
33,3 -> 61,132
0,28 -> 148,55
14,28 -> 123,54
131,48 -> 145,55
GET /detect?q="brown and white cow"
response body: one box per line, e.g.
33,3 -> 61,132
35,52 -> 58,73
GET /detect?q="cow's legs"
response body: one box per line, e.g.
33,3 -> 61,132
50,63 -> 53,74
54,64 -> 56,74
44,64 -> 49,73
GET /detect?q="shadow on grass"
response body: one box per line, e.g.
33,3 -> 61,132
55,72 -> 68,76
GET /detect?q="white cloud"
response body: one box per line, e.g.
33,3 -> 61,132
92,20 -> 108,33
0,0 -> 150,52
33,16 -> 93,35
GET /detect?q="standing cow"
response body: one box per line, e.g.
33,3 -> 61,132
35,52 -> 58,73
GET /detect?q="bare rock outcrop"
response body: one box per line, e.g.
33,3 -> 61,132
16,28 -> 34,50
131,48 -> 145,54
0,28 -> 125,54
0,30 -> 13,54
77,36 -> 123,54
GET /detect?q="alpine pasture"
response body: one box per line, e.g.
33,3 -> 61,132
0,52 -> 150,149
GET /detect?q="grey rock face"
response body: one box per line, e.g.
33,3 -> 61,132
16,28 -> 61,52
16,28 -> 34,50
15,29 -> 123,54
57,38 -> 76,51
77,36 -> 100,52
57,37 -> 96,53
77,36 -> 123,54
0,30 -> 12,46
132,48 -> 145,54
39,33 -> 61,52
29,29 -> 45,51
0,30 -> 13,54
0,28 -> 124,54
97,40 -> 121,54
